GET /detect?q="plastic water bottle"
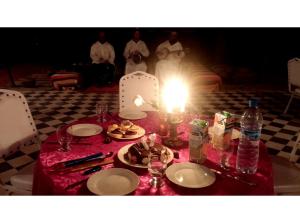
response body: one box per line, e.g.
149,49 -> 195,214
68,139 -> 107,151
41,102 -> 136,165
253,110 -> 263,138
236,99 -> 263,174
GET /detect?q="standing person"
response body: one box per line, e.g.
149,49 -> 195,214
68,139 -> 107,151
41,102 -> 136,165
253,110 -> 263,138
123,30 -> 150,74
90,31 -> 115,86
155,31 -> 185,85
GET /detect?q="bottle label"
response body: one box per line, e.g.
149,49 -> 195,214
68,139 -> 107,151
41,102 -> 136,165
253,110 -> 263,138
242,129 -> 261,140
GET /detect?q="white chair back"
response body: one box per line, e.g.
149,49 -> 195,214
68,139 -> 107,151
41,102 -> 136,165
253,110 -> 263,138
119,71 -> 159,112
0,89 -> 38,158
288,58 -> 300,92
290,132 -> 300,162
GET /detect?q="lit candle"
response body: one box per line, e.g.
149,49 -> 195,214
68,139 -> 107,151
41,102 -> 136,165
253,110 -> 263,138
162,77 -> 188,114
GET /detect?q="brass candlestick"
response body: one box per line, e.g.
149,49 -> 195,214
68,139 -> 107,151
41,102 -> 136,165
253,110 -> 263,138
163,112 -> 184,149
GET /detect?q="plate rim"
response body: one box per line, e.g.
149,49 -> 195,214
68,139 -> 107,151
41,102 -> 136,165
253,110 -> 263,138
165,162 -> 216,189
86,168 -> 140,195
107,125 -> 145,140
118,111 -> 147,120
67,123 -> 103,137
117,143 -> 174,169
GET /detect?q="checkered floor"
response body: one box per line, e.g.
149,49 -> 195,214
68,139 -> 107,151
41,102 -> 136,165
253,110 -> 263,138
1,89 -> 300,188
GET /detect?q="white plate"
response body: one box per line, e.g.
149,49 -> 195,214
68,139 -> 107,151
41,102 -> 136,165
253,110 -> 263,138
166,162 -> 216,188
67,124 -> 103,137
107,125 -> 145,140
119,110 -> 147,120
87,168 -> 140,195
117,143 -> 174,169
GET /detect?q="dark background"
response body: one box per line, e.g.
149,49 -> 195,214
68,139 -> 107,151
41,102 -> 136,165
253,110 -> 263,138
1,28 -> 300,83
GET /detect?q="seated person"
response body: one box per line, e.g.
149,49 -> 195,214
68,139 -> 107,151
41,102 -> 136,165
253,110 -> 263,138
155,31 -> 185,85
89,31 -> 115,86
123,30 -> 150,74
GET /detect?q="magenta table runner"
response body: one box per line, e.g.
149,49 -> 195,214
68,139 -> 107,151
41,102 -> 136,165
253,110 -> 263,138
32,112 -> 274,195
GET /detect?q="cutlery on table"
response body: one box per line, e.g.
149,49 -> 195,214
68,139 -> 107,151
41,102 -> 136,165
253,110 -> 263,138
62,157 -> 113,174
210,168 -> 257,186
49,152 -> 114,175
65,166 -> 102,190
64,152 -> 107,168
82,165 -> 102,176
51,152 -> 104,170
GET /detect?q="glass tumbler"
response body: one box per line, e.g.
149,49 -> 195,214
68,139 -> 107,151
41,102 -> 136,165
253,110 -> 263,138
56,125 -> 73,152
148,148 -> 168,188
96,103 -> 108,123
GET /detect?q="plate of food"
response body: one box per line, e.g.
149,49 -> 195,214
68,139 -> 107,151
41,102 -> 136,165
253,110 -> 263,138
166,162 -> 216,189
87,168 -> 140,195
118,142 -> 174,169
107,120 -> 145,140
67,124 -> 103,137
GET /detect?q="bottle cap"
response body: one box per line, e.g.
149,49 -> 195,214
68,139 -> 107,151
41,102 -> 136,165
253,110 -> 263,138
249,98 -> 259,108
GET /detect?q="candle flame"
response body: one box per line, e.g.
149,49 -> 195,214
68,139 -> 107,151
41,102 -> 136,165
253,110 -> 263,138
162,77 -> 188,113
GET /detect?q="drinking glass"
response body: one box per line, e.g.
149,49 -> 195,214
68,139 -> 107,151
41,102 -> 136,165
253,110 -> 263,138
148,148 -> 168,188
56,125 -> 73,152
211,129 -> 233,169
96,103 -> 108,123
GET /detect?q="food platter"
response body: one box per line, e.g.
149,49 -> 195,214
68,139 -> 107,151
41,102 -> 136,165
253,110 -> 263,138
107,123 -> 145,140
117,143 -> 174,169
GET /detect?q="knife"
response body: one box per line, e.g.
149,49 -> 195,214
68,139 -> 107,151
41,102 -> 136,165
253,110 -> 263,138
63,158 -> 114,174
64,152 -> 104,167
51,152 -> 104,170
49,156 -> 114,175
210,168 -> 257,186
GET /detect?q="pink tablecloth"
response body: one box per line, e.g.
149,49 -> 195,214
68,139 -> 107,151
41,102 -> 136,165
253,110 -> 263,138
32,112 -> 274,195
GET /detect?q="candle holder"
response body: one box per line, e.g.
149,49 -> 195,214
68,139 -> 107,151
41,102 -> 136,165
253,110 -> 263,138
163,112 -> 184,149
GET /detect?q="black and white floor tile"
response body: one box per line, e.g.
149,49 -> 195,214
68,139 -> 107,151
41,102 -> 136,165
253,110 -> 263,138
1,89 -> 300,187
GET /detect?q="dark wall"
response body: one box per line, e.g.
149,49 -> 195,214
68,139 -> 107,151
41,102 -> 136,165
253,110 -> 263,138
0,28 -> 300,82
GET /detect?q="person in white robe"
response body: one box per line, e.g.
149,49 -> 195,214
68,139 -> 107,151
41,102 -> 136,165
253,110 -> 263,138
123,30 -> 150,74
89,31 -> 115,86
155,31 -> 185,85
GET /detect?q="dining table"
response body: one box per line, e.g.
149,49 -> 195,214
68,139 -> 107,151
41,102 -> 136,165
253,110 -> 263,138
32,111 -> 274,195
